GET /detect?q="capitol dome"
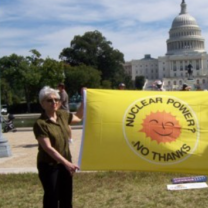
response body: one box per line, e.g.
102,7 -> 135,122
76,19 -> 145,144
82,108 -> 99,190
172,14 -> 198,29
166,0 -> 205,55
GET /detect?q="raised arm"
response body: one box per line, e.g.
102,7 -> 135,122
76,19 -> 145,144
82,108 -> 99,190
71,88 -> 86,123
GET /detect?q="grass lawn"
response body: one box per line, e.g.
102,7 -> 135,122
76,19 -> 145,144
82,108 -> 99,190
0,171 -> 208,208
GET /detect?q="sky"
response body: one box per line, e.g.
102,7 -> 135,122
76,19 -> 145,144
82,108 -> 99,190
1,0 -> 208,62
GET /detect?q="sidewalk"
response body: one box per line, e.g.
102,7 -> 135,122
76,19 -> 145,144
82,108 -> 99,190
0,128 -> 83,174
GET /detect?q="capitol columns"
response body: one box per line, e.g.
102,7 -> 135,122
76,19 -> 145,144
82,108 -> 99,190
201,54 -> 206,76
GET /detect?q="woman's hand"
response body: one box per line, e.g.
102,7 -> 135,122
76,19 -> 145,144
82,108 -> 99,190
37,137 -> 80,175
65,161 -> 79,176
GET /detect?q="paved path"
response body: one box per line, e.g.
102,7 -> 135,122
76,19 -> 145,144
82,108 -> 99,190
0,128 -> 82,174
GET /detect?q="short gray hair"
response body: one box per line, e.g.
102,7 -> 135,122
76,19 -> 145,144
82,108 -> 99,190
39,86 -> 60,103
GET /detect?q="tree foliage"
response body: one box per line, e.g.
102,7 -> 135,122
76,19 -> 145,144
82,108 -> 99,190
38,58 -> 64,89
135,76 -> 146,90
0,51 -> 66,112
0,54 -> 27,104
59,30 -> 126,87
0,31 -> 135,112
0,78 -> 13,105
64,64 -> 101,96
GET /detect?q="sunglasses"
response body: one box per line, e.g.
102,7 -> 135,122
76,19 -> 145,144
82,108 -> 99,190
46,98 -> 60,103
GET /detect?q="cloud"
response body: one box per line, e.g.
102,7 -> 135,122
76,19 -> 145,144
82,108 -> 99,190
1,0 -> 208,61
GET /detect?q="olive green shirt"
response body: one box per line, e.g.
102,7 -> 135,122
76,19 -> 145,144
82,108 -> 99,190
33,110 -> 73,165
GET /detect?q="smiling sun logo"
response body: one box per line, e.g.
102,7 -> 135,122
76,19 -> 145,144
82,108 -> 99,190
140,111 -> 181,144
123,95 -> 199,165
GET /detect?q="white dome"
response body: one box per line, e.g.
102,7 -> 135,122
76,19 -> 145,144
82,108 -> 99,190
172,14 -> 198,29
166,0 -> 205,55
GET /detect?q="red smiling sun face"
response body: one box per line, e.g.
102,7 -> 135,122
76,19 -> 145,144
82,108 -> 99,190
140,111 -> 181,143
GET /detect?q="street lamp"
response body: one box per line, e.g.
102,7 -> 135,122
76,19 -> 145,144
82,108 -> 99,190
0,71 -> 12,157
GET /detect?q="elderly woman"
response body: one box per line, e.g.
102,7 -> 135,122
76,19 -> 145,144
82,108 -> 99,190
33,86 -> 84,208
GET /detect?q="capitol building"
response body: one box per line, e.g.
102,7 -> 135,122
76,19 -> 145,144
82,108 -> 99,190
124,0 -> 208,90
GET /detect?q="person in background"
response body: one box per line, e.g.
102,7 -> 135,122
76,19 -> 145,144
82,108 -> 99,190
142,79 -> 148,90
2,114 -> 17,133
119,83 -> 126,90
196,85 -> 202,91
57,83 -> 69,111
154,80 -> 165,91
181,83 -> 191,91
33,86 -> 84,208
57,83 -> 73,143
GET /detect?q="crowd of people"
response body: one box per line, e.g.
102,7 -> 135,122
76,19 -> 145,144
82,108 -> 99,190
118,80 -> 204,91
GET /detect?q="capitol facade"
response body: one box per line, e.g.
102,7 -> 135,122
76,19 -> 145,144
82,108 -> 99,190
124,0 -> 208,90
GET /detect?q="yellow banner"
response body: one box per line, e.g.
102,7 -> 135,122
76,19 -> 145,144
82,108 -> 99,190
79,89 -> 208,174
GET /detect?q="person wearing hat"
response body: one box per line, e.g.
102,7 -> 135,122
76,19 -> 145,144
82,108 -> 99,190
119,83 -> 126,90
154,80 -> 165,91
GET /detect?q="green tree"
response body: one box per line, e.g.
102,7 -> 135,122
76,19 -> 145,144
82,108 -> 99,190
26,49 -> 44,66
135,76 -> 146,90
0,52 -> 43,112
38,58 -> 65,90
101,80 -> 112,89
124,74 -> 134,90
0,54 -> 27,104
59,30 -> 125,87
111,70 -> 134,89
0,78 -> 13,105
64,64 -> 101,96
0,52 -> 67,112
